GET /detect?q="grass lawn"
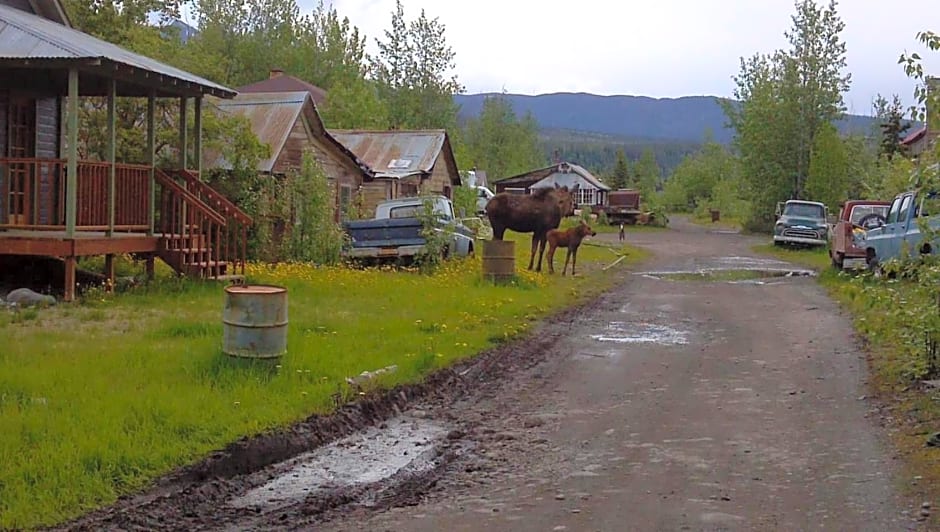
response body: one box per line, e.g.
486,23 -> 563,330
0,232 -> 646,529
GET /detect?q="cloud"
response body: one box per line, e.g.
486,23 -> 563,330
316,0 -> 939,115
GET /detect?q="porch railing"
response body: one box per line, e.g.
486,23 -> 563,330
175,169 -> 249,275
154,169 -> 246,277
0,158 -> 150,231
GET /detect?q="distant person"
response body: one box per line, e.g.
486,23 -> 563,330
619,222 -> 625,241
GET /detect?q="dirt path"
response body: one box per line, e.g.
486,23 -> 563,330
67,219 -> 920,531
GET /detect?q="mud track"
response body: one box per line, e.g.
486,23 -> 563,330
62,219 -> 924,531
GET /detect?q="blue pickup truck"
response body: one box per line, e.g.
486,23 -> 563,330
342,196 -> 476,262
861,189 -> 940,271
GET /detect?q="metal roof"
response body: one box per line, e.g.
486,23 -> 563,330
238,73 -> 327,104
212,91 -> 372,176
329,129 -> 449,179
0,3 -> 235,97
213,92 -> 307,172
496,162 -> 611,191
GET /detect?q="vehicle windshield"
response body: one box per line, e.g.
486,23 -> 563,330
849,205 -> 889,224
388,200 -> 451,219
783,203 -> 825,219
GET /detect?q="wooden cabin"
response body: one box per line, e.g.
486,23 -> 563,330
493,162 -> 610,208
329,129 -> 462,216
0,0 -> 249,301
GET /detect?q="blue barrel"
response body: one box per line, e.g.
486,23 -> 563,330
222,285 -> 288,358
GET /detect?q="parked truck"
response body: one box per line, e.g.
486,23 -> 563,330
859,189 -> 940,272
593,189 -> 642,224
772,200 -> 829,247
342,196 -> 476,262
828,200 -> 891,270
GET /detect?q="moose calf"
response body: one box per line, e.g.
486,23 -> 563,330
546,220 -> 597,276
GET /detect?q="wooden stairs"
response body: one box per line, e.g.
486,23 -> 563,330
154,169 -> 250,281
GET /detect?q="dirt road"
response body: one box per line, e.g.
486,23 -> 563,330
69,219 -> 919,531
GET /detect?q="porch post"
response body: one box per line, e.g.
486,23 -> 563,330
147,91 -> 156,236
65,68 -> 79,237
179,97 -> 188,171
194,96 -> 202,177
106,79 -> 116,236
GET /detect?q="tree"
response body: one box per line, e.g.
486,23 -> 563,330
724,0 -> 850,230
805,123 -> 848,211
872,94 -> 911,160
610,150 -> 631,189
633,148 -> 661,198
374,1 -> 462,130
462,95 -> 542,180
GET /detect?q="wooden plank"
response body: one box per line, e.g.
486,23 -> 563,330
194,96 -> 202,176
73,236 -> 159,256
65,68 -> 78,236
64,255 -> 76,302
0,238 -> 71,256
107,79 -> 116,235
147,91 -> 155,235
178,96 -> 188,170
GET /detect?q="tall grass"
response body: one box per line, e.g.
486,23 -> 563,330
0,232 -> 642,529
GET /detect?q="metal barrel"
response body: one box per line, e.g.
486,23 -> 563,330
222,285 -> 288,359
482,240 -> 515,283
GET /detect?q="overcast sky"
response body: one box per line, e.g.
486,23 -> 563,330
307,0 -> 938,117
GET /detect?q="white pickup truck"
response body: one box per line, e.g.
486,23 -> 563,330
342,196 -> 476,261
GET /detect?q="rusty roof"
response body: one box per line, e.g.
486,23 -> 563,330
238,74 -> 327,104
328,129 -> 451,179
0,3 -> 234,97
212,91 -> 371,176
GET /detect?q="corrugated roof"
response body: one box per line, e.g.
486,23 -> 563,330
902,126 -> 928,146
0,3 -> 234,97
212,91 -> 372,177
213,92 -> 307,172
238,73 -> 327,104
496,162 -> 611,191
328,129 -> 447,179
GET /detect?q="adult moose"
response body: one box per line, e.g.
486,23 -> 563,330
485,184 -> 578,272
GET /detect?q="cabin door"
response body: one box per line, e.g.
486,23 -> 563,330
6,97 -> 36,225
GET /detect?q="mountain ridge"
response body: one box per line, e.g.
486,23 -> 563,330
454,92 -> 878,145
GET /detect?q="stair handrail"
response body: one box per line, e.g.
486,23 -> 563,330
175,169 -> 252,225
154,169 -> 226,226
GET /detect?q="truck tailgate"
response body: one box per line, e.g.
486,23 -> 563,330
344,218 -> 425,248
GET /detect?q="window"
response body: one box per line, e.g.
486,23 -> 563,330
849,205 -> 889,224
339,185 -> 353,220
576,188 -> 595,205
782,203 -> 825,218
918,193 -> 940,218
886,197 -> 903,224
898,194 -> 914,223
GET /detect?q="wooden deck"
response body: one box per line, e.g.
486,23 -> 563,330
0,229 -> 159,256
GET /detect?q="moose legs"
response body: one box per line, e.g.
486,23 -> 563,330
528,231 -> 548,271
562,244 -> 580,276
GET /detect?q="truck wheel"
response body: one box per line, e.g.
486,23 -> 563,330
866,251 -> 882,277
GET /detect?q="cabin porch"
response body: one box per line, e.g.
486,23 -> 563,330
0,2 -> 250,301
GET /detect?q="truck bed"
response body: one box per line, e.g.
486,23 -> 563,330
344,218 -> 424,249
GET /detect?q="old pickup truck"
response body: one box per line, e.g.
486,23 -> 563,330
342,196 -> 476,262
828,200 -> 891,270
773,200 -> 829,247
859,190 -> 940,271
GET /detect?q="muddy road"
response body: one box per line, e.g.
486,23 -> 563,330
68,219 -> 919,531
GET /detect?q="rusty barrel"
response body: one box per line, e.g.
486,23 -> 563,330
482,240 -> 515,283
222,285 -> 288,359
710,209 -> 721,222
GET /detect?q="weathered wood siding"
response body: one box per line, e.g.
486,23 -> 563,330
422,158 -> 457,198
359,180 -> 392,218
274,115 -> 366,221
35,97 -> 59,224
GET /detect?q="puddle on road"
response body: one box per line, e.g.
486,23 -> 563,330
640,268 -> 816,283
229,416 -> 449,509
590,321 -> 689,346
